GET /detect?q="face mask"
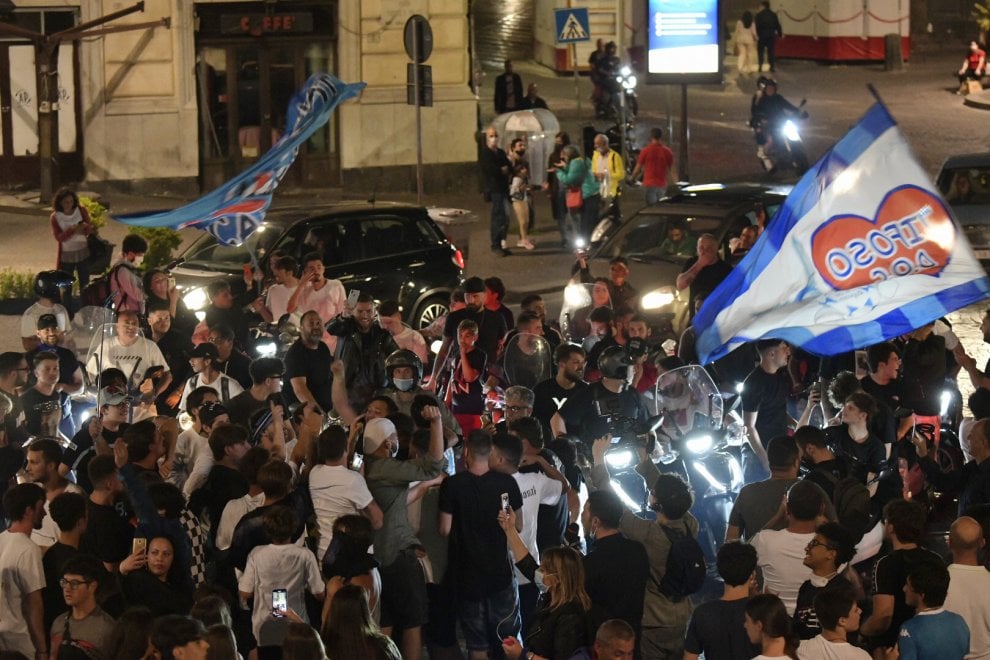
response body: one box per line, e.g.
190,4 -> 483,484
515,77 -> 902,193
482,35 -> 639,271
487,136 -> 498,148
133,255 -> 144,268
393,377 -> 415,392
534,569 -> 549,593
809,573 -> 832,588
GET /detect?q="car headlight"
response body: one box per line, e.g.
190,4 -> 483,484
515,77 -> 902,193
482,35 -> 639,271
685,433 -> 714,454
182,287 -> 209,312
605,449 -> 635,470
782,120 -> 801,142
640,287 -> 675,310
564,283 -> 592,308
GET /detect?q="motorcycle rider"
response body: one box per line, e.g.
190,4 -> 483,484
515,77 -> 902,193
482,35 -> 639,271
378,349 -> 460,444
551,346 -> 649,448
750,78 -> 806,173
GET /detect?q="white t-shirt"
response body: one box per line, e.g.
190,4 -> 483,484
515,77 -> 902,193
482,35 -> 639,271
309,464 -> 375,560
512,470 -> 563,584
217,492 -> 266,551
178,371 -> 244,411
945,563 -> 990,659
797,635 -> 871,659
0,530 -> 46,655
393,326 -> 429,364
31,483 -> 86,548
21,302 -> 71,338
751,528 -> 815,615
169,429 -> 210,493
238,543 -> 325,646
85,335 -> 168,391
266,283 -> 295,322
295,279 -> 346,323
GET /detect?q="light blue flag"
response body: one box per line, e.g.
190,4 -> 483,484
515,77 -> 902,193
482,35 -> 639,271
115,73 -> 365,246
695,102 -> 990,364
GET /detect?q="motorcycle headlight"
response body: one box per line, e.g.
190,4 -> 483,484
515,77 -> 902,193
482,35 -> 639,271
782,120 -> 801,142
641,287 -> 675,310
591,223 -> 609,243
564,283 -> 592,308
622,75 -> 637,91
685,433 -> 714,455
430,339 -> 444,355
182,287 -> 209,312
255,342 -> 277,357
605,449 -> 635,470
940,389 -> 953,417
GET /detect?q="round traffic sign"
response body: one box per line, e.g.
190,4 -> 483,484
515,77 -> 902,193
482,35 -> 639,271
404,14 -> 433,63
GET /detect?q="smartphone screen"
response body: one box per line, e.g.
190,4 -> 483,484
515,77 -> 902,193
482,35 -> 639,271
132,537 -> 147,555
346,288 -> 360,308
501,492 -> 511,515
350,453 -> 364,471
271,589 -> 288,618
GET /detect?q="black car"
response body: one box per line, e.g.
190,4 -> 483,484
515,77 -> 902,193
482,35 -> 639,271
170,202 -> 464,329
581,183 -> 791,334
936,153 -> 990,272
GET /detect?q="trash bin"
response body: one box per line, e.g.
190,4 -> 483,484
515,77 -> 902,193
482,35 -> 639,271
428,208 -> 477,263
884,33 -> 903,71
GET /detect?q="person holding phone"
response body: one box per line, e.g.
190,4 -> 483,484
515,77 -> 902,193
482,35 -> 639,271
238,506 -> 325,653
286,252 -> 346,325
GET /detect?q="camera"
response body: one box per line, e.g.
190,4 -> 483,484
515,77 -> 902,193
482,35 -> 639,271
592,398 -> 658,453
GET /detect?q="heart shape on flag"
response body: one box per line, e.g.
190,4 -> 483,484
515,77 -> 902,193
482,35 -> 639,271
811,185 -> 956,290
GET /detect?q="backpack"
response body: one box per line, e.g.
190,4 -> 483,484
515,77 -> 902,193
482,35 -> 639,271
658,524 -> 706,601
820,470 -> 874,541
81,264 -> 126,308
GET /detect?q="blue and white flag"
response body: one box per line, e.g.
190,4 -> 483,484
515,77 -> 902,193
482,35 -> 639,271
115,73 -> 365,246
695,102 -> 990,364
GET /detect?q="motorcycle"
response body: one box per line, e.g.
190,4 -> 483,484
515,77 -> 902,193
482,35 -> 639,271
753,100 -> 810,175
596,66 -> 639,121
559,280 -> 613,347
653,365 -> 745,564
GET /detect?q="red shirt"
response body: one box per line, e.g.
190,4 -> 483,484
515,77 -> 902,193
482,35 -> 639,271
637,142 -> 674,188
968,48 -> 986,71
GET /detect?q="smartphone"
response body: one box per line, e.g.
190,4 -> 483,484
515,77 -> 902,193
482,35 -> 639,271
350,453 -> 364,471
271,588 -> 288,618
346,288 -> 360,308
167,276 -> 176,289
132,537 -> 147,555
501,492 -> 511,515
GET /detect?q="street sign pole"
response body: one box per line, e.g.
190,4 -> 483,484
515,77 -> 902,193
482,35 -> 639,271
405,15 -> 433,204
413,35 -> 423,204
555,7 -> 590,115
572,44 -> 580,114
679,84 -> 690,182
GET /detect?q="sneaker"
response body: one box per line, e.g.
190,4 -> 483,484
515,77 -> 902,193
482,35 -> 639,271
521,239 -> 535,250
500,239 -> 507,249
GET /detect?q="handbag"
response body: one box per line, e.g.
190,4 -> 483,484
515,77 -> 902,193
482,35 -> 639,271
566,186 -> 583,210
86,232 -> 110,260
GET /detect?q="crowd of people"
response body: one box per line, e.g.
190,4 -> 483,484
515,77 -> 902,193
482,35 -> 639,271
4,183 -> 990,660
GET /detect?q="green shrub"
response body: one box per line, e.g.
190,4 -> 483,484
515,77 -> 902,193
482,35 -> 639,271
79,196 -> 108,230
0,269 -> 36,299
131,227 -> 183,270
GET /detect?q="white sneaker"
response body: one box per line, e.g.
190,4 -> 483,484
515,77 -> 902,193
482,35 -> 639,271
501,239 -> 506,249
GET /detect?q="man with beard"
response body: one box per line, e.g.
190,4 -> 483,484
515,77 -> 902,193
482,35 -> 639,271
533,344 -> 587,441
0,483 -> 48,657
0,352 -> 29,445
741,339 -> 794,484
327,294 -> 398,412
428,277 -> 507,390
520,294 -> 562,350
147,300 -> 192,416
284,310 -> 333,412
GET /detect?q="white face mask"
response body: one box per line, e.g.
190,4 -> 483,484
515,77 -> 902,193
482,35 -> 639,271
393,377 -> 415,392
487,136 -> 498,148
534,568 -> 548,593
133,255 -> 144,268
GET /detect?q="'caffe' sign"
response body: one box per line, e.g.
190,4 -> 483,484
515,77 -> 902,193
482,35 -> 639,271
220,13 -> 314,36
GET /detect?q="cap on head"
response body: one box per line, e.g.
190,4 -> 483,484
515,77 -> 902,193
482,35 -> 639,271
464,277 -> 485,294
37,314 -> 59,331
363,417 -> 397,454
199,401 -> 228,427
99,386 -> 132,408
190,343 -> 219,360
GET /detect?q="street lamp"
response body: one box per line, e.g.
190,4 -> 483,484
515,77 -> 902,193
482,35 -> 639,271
615,65 -> 637,170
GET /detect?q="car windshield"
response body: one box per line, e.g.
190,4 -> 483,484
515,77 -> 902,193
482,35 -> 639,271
180,226 -> 281,268
597,210 -> 722,263
939,167 -> 990,208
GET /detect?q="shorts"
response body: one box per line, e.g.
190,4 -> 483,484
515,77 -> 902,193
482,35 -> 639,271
380,548 -> 430,630
458,582 -> 520,652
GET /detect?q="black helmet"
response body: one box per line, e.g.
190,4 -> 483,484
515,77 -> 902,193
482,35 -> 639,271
599,346 -> 633,380
34,270 -> 74,301
757,75 -> 776,90
385,349 -> 423,383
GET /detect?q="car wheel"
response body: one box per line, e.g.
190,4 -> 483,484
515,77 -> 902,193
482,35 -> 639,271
413,295 -> 449,330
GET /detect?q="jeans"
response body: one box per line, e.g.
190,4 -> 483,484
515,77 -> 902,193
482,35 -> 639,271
489,191 -> 510,250
645,186 -> 666,205
579,193 -> 602,242
459,581 -> 520,657
758,37 -> 776,70
59,258 -> 90,288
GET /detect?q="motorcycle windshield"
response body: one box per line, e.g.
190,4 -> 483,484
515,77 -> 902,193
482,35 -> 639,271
71,306 -> 115,363
655,365 -> 724,437
84,319 -> 157,393
559,281 -> 613,342
502,333 -> 552,389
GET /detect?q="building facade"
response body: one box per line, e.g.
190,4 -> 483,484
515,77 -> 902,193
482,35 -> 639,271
1,0 -> 478,193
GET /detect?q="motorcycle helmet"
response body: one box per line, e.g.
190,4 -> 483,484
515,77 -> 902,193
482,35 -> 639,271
598,346 -> 633,380
34,270 -> 74,302
756,76 -> 772,90
385,349 -> 424,384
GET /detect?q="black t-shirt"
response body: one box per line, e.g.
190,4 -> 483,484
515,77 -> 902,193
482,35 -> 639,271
188,463 -> 249,531
438,470 -> 523,601
451,348 -> 487,415
63,424 -> 128,493
804,457 -> 851,502
532,377 -> 588,440
20,387 -> 66,436
860,376 -> 903,413
225,390 -> 271,428
583,534 -> 649,635
81,499 -> 134,564
681,257 -> 733,317
871,547 -> 944,647
793,574 -> 853,639
825,425 -> 885,482
2,391 -> 28,447
26,345 -> 78,387
684,597 -> 760,659
217,350 -> 253,390
741,367 -> 791,447
283,340 -> 333,411
156,330 -> 192,415
443,308 -> 507,364
557,381 -> 650,446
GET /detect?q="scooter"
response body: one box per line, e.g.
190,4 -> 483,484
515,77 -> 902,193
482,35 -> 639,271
753,100 -> 810,175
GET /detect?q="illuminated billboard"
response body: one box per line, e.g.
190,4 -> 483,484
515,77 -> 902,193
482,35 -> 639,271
647,0 -> 722,84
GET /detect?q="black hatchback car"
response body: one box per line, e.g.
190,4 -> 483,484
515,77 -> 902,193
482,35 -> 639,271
586,183 -> 791,332
170,202 -> 464,329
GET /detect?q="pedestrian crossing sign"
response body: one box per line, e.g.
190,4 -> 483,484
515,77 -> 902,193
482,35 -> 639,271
555,7 -> 590,44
